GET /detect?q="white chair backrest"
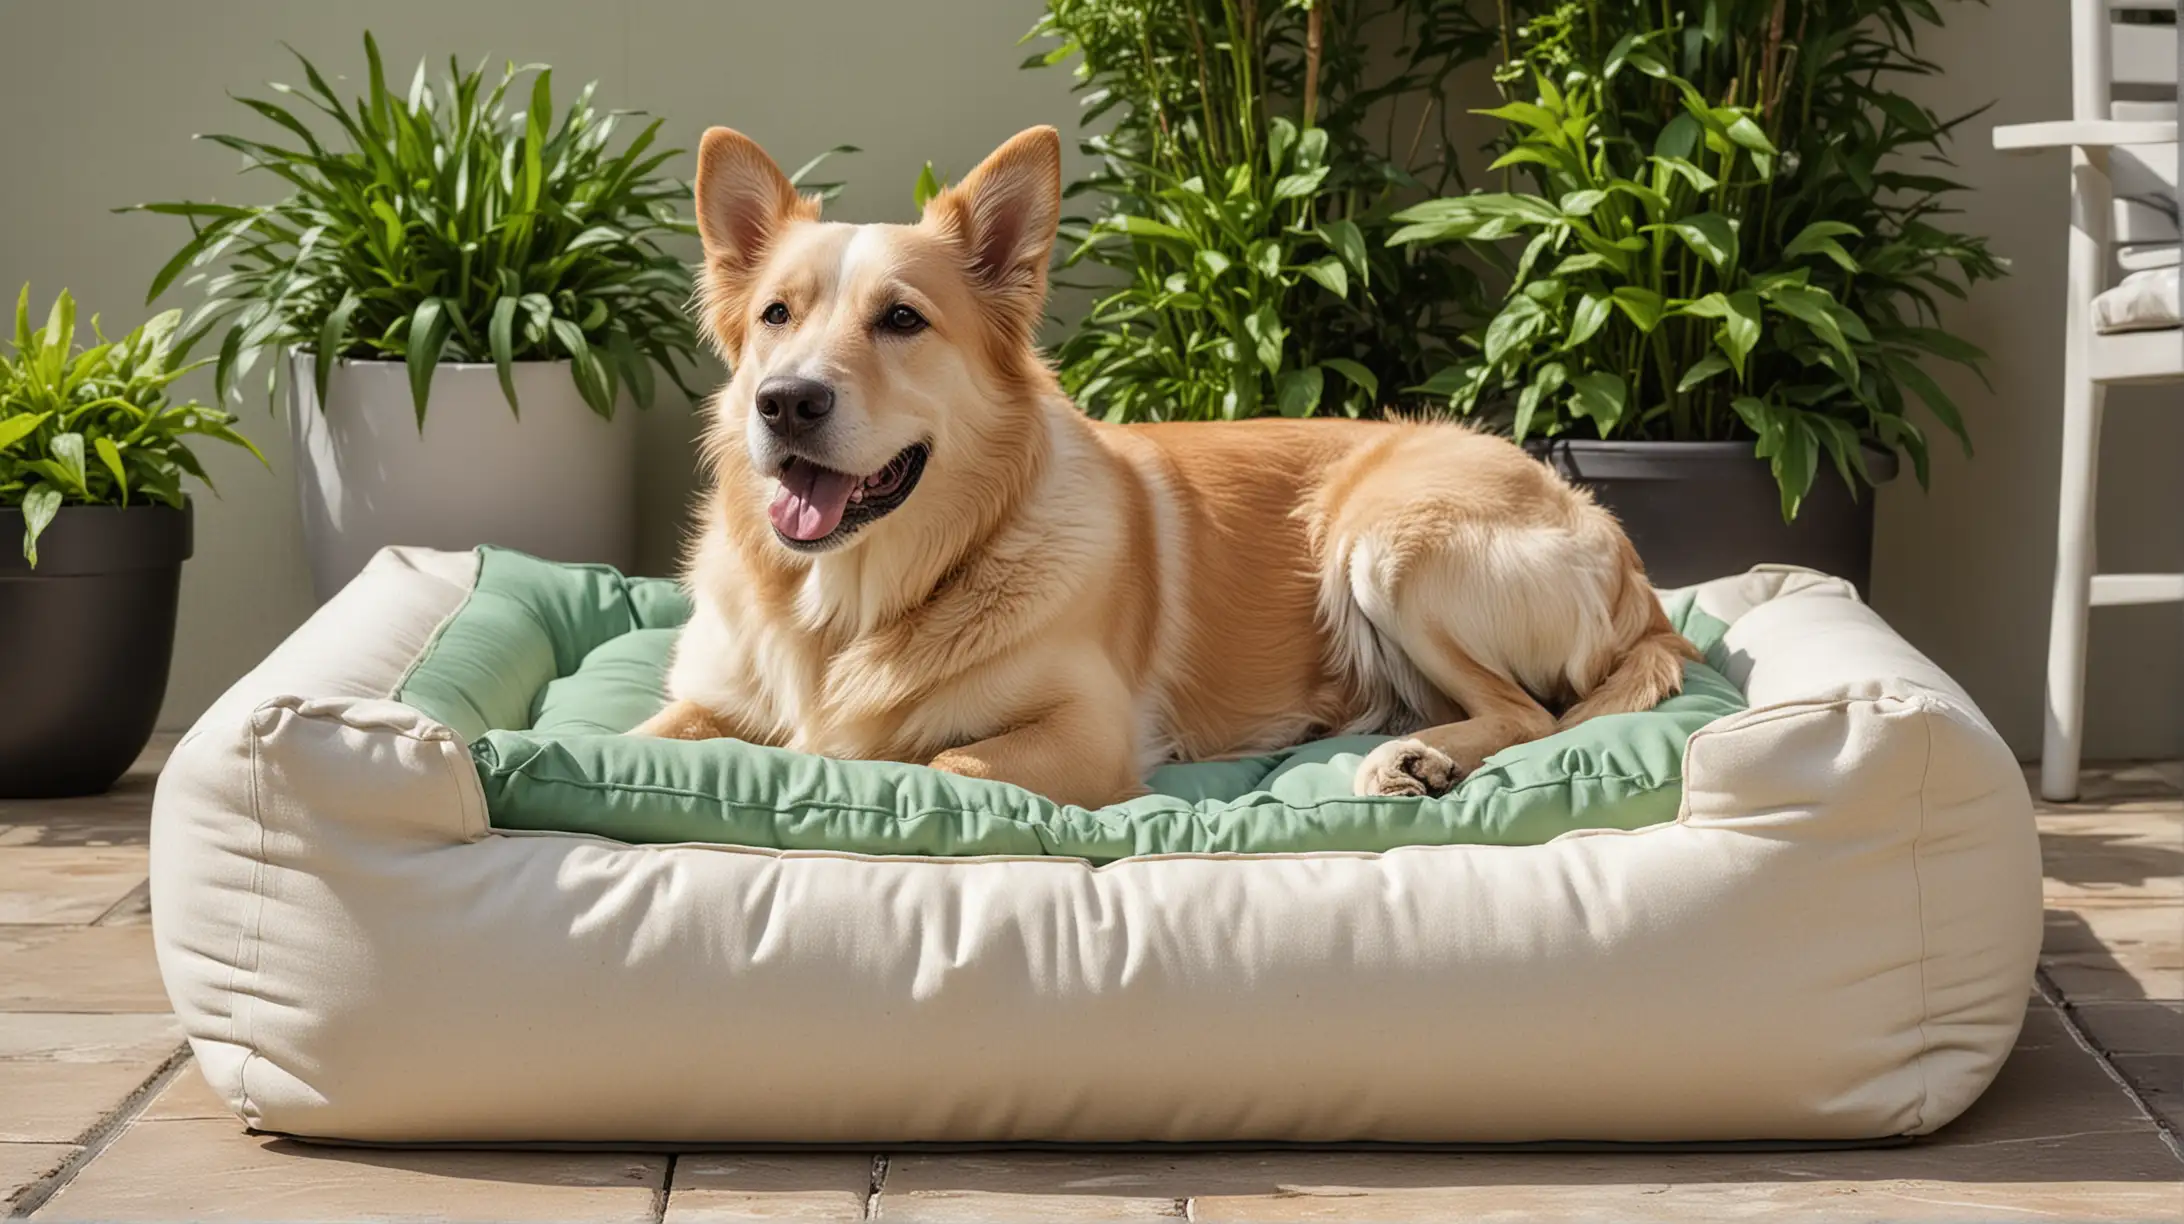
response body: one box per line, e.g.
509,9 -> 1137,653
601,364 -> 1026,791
2085,0 -> 2179,119
2080,1 -> 2179,267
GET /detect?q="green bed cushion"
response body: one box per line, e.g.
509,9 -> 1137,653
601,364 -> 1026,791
396,548 -> 1746,863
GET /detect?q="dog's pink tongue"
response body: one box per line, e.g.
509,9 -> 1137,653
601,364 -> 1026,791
769,462 -> 857,541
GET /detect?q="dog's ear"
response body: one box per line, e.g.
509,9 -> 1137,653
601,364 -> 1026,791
695,126 -> 810,276
694,127 -> 816,351
925,126 -> 1061,339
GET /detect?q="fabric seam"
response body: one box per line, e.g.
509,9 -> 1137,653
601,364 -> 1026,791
1907,697 -> 1939,1133
389,547 -> 486,705
477,758 -> 1688,829
234,713 -> 272,1126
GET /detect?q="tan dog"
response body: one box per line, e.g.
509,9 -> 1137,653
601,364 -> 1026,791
634,125 -> 1695,808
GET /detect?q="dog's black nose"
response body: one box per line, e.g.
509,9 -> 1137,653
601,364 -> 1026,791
755,377 -> 835,439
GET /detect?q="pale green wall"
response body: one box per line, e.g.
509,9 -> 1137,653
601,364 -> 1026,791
0,1 -> 2174,759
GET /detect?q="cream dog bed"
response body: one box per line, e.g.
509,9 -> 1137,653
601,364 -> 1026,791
150,547 -> 2040,1144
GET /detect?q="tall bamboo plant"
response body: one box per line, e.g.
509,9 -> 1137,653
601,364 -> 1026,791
1393,0 -> 2005,518
1029,0 -> 1497,421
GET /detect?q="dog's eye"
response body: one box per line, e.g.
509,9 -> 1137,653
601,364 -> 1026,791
882,304 -> 927,334
761,302 -> 790,327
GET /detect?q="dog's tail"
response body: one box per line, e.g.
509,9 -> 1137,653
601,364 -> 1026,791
1556,547 -> 1699,732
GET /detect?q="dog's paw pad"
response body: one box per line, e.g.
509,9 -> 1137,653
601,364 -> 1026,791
1353,738 -> 1462,798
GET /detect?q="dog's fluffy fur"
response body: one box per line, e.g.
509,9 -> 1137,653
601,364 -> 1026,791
634,125 -> 1694,807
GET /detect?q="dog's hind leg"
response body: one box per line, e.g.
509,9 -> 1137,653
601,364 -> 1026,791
1352,629 -> 1555,798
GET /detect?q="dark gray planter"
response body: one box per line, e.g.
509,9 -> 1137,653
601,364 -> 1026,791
1530,440 -> 1898,597
0,503 -> 193,797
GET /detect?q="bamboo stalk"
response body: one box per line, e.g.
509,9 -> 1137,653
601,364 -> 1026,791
1303,0 -> 1324,129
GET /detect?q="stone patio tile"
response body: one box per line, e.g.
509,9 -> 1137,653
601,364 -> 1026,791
882,1153 -> 1194,1221
0,1014 -> 181,1063
2042,902 -> 2184,1001
140,1062 -> 234,1122
664,1153 -> 874,1222
1188,1169 -> 2184,1222
33,1120 -> 670,1222
2110,1054 -> 2182,1132
0,1143 -> 78,1214
0,737 -> 166,849
2069,999 -> 2184,1055
0,1014 -> 186,1144
1179,1002 -> 2184,1222
2039,813 -> 2184,901
2032,761 -> 2184,814
0,1063 -> 163,1145
0,927 -> 168,1012
0,848 -> 151,924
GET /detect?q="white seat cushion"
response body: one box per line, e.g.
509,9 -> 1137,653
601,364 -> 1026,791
2094,265 -> 2182,333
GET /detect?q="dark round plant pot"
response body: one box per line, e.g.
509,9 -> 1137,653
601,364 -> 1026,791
0,503 -> 193,797
1529,440 -> 1899,598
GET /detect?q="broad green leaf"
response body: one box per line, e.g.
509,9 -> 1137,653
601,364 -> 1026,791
1655,114 -> 1701,161
1610,286 -> 1665,333
1475,100 -> 1560,132
1785,220 -> 1862,272
912,161 -> 945,210
1552,253 -> 1615,276
1483,295 -> 1545,366
20,484 -> 61,567
1676,353 -> 1732,392
404,298 -> 453,429
1294,127 -> 1328,169
552,318 -> 616,418
1724,115 -> 1776,156
94,436 -> 128,502
1299,256 -> 1348,300
1721,291 -> 1763,375
49,432 -> 87,494
0,411 -> 51,451
1766,286 -> 1856,366
1516,361 -> 1568,441
1569,372 -> 1628,432
1568,293 -> 1612,347
313,289 -> 360,408
489,295 -> 521,417
1244,305 -> 1284,374
1316,220 -> 1367,283
1650,213 -> 1737,268
1810,414 -> 1873,496
1105,216 -> 1193,245
1882,351 -> 1973,452
1272,166 -> 1329,200
1559,189 -> 1606,217
1276,365 -> 1324,417
1321,358 -> 1379,404
1266,117 -> 1297,174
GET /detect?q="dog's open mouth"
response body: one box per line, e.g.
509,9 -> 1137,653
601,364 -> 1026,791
768,443 -> 929,550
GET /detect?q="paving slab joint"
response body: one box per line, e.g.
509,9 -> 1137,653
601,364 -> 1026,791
6,1045 -> 190,1219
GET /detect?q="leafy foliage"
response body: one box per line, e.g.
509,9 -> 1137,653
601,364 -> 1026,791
1393,0 -> 2006,518
1,288 -> 263,566
133,34 -> 707,426
1027,0 -> 1497,421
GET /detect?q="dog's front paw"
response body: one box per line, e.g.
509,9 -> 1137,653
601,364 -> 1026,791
1353,737 -> 1462,798
629,699 -> 727,741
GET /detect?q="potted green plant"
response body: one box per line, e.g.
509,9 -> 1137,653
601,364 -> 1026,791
1389,0 -> 2005,593
1,287 -> 263,797
1025,0 -> 1496,421
135,35 -> 704,601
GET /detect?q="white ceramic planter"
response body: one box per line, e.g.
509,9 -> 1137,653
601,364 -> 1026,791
288,354 -> 638,602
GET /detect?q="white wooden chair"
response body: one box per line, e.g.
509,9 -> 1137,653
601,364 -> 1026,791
1994,0 -> 2180,801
